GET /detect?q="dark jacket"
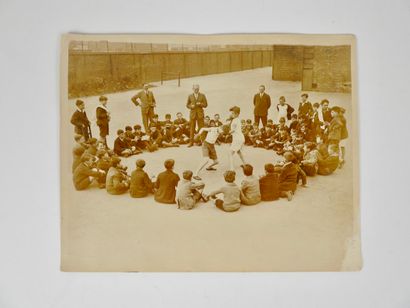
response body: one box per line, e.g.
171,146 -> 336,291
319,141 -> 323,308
73,162 -> 100,191
259,173 -> 280,201
298,102 -> 313,118
130,169 -> 153,198
154,170 -> 180,204
279,162 -> 298,193
70,110 -> 90,136
186,93 -> 208,120
114,137 -> 129,155
96,106 -> 109,126
253,93 -> 271,116
328,115 -> 344,141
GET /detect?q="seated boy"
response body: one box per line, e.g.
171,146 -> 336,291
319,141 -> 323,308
114,129 -> 140,157
162,114 -> 178,145
176,170 -> 206,210
259,163 -> 280,201
173,112 -> 190,144
154,159 -> 180,204
73,153 -> 105,191
278,151 -> 298,201
106,157 -> 130,195
318,144 -> 340,175
72,145 -> 85,173
240,164 -> 261,205
129,159 -> 154,198
248,123 -> 260,146
207,170 -> 241,212
132,124 -> 148,150
301,142 -> 320,176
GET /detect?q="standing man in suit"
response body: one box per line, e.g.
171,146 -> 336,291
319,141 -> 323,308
131,84 -> 156,133
70,99 -> 91,141
186,84 -> 208,147
253,85 -> 271,127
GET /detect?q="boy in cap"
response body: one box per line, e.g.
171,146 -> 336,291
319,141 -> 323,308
96,96 -> 110,146
106,157 -> 130,195
176,170 -> 206,210
259,163 -> 280,201
129,159 -> 154,198
72,153 -> 105,191
206,171 -> 241,212
70,99 -> 91,140
193,119 -> 222,180
240,164 -> 261,205
154,159 -> 180,204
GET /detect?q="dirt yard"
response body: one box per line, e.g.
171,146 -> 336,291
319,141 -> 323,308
61,67 -> 360,271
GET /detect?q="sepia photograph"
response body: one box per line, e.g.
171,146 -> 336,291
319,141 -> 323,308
60,34 -> 361,272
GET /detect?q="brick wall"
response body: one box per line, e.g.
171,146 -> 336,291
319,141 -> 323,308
311,46 -> 351,93
271,45 -> 351,93
68,49 -> 273,98
271,45 -> 304,81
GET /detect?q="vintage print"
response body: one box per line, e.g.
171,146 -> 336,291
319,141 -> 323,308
60,34 -> 361,271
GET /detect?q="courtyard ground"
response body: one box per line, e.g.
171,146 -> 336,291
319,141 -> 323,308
61,67 -> 360,271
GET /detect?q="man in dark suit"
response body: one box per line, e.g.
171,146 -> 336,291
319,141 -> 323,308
186,84 -> 208,147
253,85 -> 271,127
131,84 -> 156,133
70,99 -> 91,140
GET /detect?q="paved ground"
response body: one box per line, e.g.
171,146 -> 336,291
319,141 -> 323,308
61,67 -> 360,271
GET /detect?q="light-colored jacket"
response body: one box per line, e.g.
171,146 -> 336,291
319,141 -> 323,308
240,175 -> 261,205
176,179 -> 204,210
209,183 -> 241,212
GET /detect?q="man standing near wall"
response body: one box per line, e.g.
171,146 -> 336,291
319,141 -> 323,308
253,85 -> 271,127
186,84 -> 208,147
131,84 -> 156,133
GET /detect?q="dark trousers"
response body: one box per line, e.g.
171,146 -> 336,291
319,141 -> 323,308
141,108 -> 155,133
189,117 -> 204,144
254,115 -> 267,127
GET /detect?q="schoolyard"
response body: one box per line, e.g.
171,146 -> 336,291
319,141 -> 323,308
61,67 -> 359,271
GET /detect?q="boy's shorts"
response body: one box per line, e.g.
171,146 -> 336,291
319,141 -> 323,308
202,141 -> 217,160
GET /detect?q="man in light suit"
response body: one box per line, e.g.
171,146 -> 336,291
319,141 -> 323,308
186,84 -> 208,147
253,85 -> 271,127
131,84 -> 156,133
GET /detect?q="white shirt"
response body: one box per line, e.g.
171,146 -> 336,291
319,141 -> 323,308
205,127 -> 220,144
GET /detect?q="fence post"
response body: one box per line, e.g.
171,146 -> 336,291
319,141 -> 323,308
178,73 -> 180,87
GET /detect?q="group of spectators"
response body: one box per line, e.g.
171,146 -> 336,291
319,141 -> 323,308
70,85 -> 348,212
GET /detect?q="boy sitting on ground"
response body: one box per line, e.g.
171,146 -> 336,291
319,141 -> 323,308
114,129 -> 140,157
278,151 -> 299,201
259,163 -> 280,201
206,171 -> 241,212
73,153 -> 105,191
106,157 -> 130,195
154,159 -> 181,204
129,159 -> 154,198
176,170 -> 206,210
240,164 -> 261,205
